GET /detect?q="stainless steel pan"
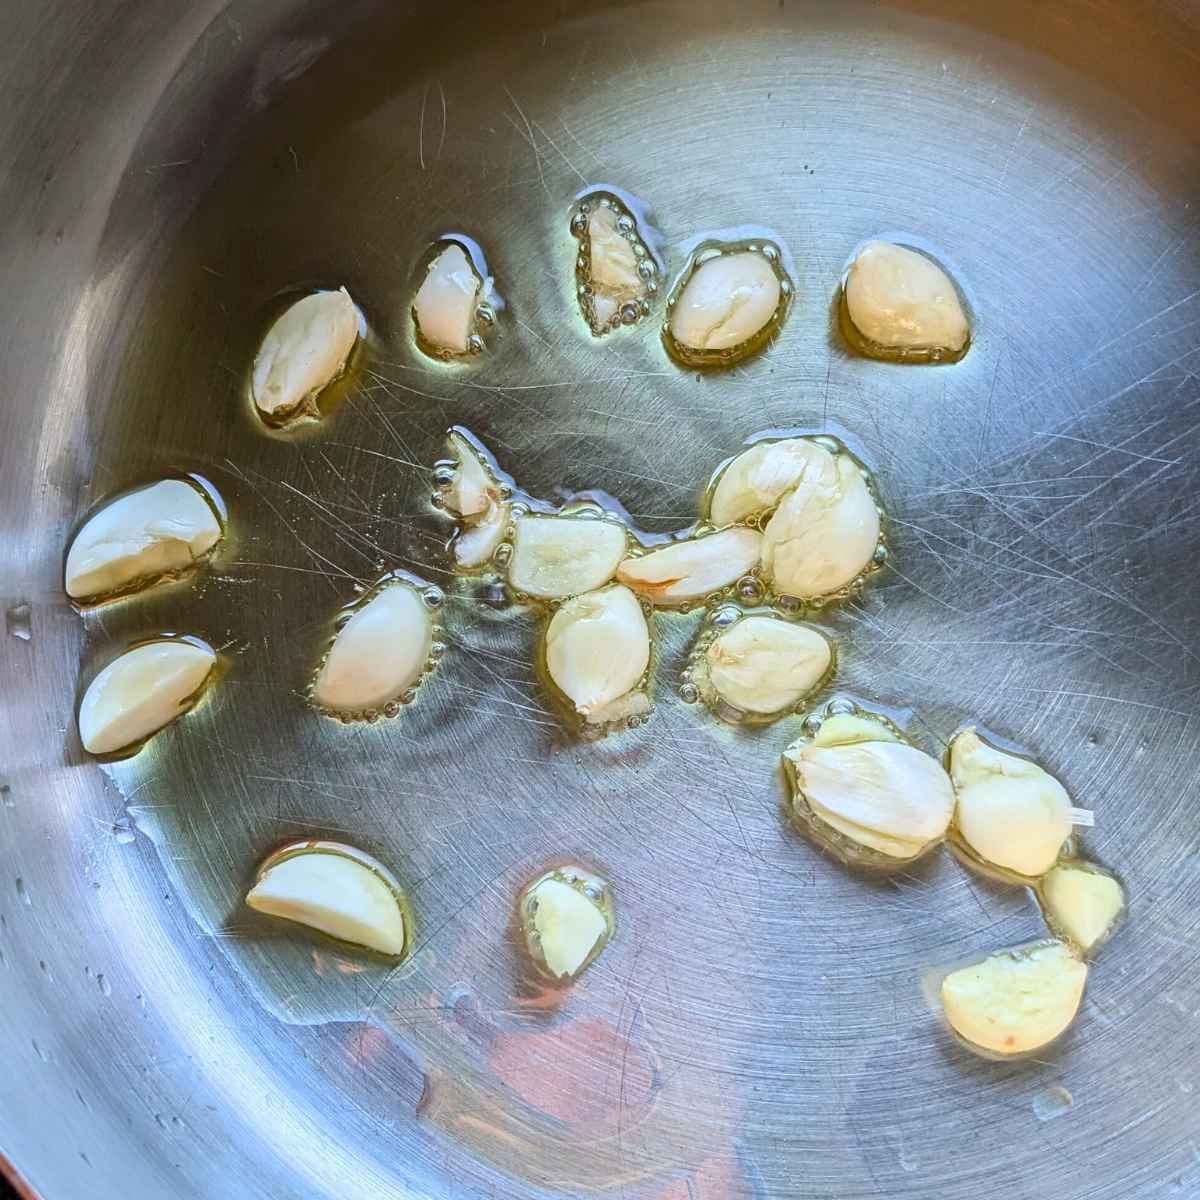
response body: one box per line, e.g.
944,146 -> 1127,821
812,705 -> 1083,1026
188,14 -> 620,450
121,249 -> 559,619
2,2 -> 1199,1197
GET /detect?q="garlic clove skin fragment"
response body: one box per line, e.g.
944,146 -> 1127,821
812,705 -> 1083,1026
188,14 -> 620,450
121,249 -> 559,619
949,728 -> 1073,879
413,242 -> 485,357
616,527 -> 762,605
251,288 -> 359,418
65,479 -> 223,601
667,250 -> 783,363
509,515 -> 627,600
246,842 -> 407,957
1038,863 -> 1125,953
707,438 -> 830,528
544,584 -> 650,722
78,639 -> 216,756
940,940 -> 1087,1057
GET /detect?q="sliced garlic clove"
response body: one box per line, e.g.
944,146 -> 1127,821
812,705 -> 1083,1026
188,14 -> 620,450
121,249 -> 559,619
246,841 -> 407,956
65,479 -> 223,601
696,614 -> 832,717
949,727 -> 1073,879
616,527 -> 762,605
544,584 -> 650,721
454,499 -> 510,569
707,438 -> 831,528
843,240 -> 969,360
313,581 -> 434,714
509,514 -> 627,600
251,287 -> 359,418
576,202 -> 652,335
413,242 -> 485,357
761,451 -> 881,600
520,867 -> 613,982
443,431 -> 500,519
78,638 -> 216,756
940,940 -> 1087,1057
1038,862 -> 1125,953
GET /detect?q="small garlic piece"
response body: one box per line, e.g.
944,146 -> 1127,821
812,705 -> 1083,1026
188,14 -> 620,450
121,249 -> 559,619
616,527 -> 762,605
520,867 -> 613,982
443,432 -> 498,519
950,728 -> 1073,878
454,499 -> 509,569
78,639 -> 216,756
940,941 -> 1087,1057
578,202 -> 650,333
65,479 -> 223,601
509,514 -> 627,600
413,241 -> 486,357
251,288 -> 359,418
843,240 -> 969,360
246,841 -> 407,956
696,614 -> 832,718
761,450 -> 881,600
544,584 -> 650,722
1039,863 -> 1125,953
314,581 -> 434,714
707,438 -> 829,528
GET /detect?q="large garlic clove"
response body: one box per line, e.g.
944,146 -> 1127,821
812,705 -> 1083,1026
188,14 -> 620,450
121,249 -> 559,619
521,870 -> 613,981
313,581 -> 434,714
697,614 -> 832,717
251,288 -> 359,418
616,527 -> 762,605
509,515 -> 627,600
707,438 -> 830,528
544,584 -> 650,721
454,499 -> 510,569
246,841 -> 407,956
1038,862 -> 1125,953
65,479 -> 223,601
577,201 -> 653,334
949,728 -> 1073,878
761,451 -> 880,600
444,431 -> 499,519
843,240 -> 969,360
413,242 -> 484,357
940,941 -> 1087,1057
78,639 -> 216,756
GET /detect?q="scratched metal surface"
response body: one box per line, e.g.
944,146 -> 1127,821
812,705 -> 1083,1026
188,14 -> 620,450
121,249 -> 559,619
2,1 -> 1200,1198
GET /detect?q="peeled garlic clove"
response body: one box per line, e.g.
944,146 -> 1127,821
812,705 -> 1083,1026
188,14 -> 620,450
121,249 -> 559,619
707,438 -> 830,528
443,431 -> 498,519
843,241 -> 969,360
65,479 -> 223,601
616,527 -> 762,605
577,202 -> 652,334
413,242 -> 485,356
544,584 -> 650,720
521,870 -> 612,981
78,639 -> 216,756
950,728 -> 1073,878
941,941 -> 1087,1057
697,614 -> 832,717
811,713 -> 902,748
251,288 -> 359,417
454,499 -> 509,569
509,515 -> 627,600
314,581 -> 434,714
246,842 -> 406,956
761,451 -> 881,600
1039,862 -> 1125,953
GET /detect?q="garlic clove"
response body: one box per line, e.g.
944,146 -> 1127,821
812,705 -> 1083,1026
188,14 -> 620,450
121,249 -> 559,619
78,639 -> 216,756
454,499 -> 510,569
65,479 -> 223,601
413,242 -> 484,356
544,584 -> 650,720
949,728 -> 1073,878
667,250 -> 782,361
313,582 -> 434,714
578,203 -> 650,335
940,940 -> 1087,1057
811,713 -> 902,748
843,240 -> 969,360
707,438 -> 830,528
246,842 -> 406,956
509,515 -> 627,600
697,614 -> 832,717
444,431 -> 499,519
1038,862 -> 1125,953
251,288 -> 359,417
526,877 -> 609,980
761,452 -> 880,600
616,527 -> 762,605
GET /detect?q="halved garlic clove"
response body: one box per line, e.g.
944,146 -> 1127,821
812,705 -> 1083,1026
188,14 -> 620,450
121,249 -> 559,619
761,451 -> 881,600
313,580 -> 435,715
78,638 -> 216,756
575,198 -> 654,334
251,287 -> 359,418
949,728 -> 1073,879
696,614 -> 832,718
544,584 -> 650,722
843,241 -> 969,361
509,514 -> 627,600
246,841 -> 407,956
616,527 -> 762,605
940,940 -> 1087,1057
65,479 -> 223,602
413,241 -> 487,357
454,499 -> 510,569
1038,862 -> 1125,954
520,866 -> 614,982
443,431 -> 499,519
707,438 -> 830,528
